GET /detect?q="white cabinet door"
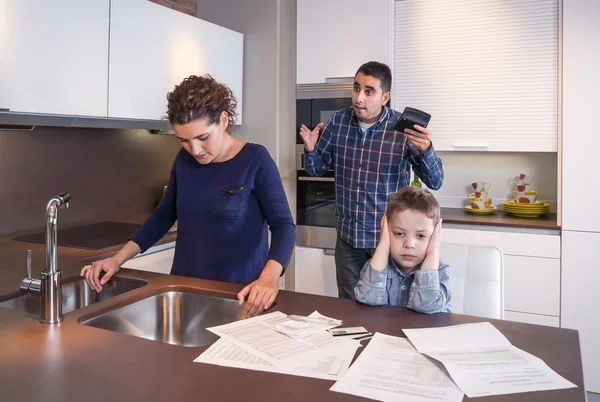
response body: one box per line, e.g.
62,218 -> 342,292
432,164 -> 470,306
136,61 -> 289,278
562,0 -> 600,232
561,230 -> 600,393
296,0 -> 391,84
441,228 -> 561,324
0,0 -> 109,116
294,246 -> 337,297
109,0 -> 243,122
504,255 -> 560,316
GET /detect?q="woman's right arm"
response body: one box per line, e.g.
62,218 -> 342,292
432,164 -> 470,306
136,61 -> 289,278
81,154 -> 180,292
80,240 -> 141,292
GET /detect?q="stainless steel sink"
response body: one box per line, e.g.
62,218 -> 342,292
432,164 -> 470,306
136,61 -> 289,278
80,291 -> 245,347
0,277 -> 145,319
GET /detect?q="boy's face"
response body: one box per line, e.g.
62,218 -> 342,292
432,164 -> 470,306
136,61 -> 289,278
352,72 -> 391,124
388,209 -> 436,271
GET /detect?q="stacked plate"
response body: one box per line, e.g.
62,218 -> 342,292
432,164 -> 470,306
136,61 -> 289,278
502,201 -> 550,218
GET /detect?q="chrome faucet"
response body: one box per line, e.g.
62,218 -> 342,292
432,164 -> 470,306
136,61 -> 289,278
20,193 -> 71,324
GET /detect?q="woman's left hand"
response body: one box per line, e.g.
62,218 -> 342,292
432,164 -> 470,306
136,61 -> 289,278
237,260 -> 283,317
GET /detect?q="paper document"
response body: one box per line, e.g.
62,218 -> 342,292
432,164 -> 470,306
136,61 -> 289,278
403,322 -> 577,398
194,337 -> 358,381
331,333 -> 464,402
207,311 -> 353,369
121,248 -> 174,274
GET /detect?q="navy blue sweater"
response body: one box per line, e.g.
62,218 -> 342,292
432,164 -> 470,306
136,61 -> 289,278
130,143 -> 295,284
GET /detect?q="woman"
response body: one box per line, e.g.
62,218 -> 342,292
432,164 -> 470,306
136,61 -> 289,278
81,75 -> 295,317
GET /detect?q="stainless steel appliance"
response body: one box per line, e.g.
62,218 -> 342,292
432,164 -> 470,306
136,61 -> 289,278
296,81 -> 352,249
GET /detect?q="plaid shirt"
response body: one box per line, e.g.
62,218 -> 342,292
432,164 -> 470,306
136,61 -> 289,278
305,106 -> 444,249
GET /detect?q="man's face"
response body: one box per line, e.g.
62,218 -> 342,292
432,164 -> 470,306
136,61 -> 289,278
388,209 -> 435,273
352,72 -> 391,124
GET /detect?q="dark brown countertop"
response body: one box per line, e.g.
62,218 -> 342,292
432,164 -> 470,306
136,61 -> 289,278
0,268 -> 586,402
441,207 -> 560,230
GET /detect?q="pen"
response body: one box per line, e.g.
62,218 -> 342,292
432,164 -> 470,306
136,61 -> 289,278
288,315 -> 340,326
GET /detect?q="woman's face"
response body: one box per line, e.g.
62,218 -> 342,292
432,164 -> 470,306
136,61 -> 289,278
172,112 -> 230,164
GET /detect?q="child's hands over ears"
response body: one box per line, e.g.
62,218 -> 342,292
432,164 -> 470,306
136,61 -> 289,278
421,219 -> 442,271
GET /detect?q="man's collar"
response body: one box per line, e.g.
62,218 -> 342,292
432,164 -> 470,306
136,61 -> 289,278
351,106 -> 390,127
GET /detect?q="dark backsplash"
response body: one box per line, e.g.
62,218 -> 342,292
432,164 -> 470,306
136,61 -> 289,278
0,126 -> 181,236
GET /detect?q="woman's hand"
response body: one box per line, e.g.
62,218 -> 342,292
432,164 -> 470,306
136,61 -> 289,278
237,260 -> 283,317
80,257 -> 120,292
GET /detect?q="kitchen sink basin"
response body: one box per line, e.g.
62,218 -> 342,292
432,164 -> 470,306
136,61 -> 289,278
0,277 -> 146,319
80,291 -> 245,347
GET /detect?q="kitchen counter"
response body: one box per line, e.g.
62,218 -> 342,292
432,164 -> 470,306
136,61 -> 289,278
441,207 -> 559,230
0,267 -> 586,402
0,213 -> 176,295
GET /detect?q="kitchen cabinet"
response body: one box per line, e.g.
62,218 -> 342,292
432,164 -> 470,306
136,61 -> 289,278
0,0 -> 109,116
294,246 -> 337,297
296,0 -> 391,85
392,0 -> 559,152
109,0 -> 244,122
562,0 -> 600,233
561,231 -> 600,393
561,0 -> 600,393
442,227 -> 561,327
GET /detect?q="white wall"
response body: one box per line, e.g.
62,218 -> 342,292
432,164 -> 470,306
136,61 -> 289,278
196,0 -> 297,288
430,151 -> 558,212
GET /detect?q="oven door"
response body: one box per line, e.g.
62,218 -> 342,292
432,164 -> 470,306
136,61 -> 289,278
296,171 -> 336,228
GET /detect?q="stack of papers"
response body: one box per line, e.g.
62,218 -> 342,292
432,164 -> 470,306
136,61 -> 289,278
403,322 -> 577,398
331,332 -> 464,402
194,311 -> 361,381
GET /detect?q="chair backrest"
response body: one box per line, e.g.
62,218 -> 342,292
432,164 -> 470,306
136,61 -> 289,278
440,243 -> 504,319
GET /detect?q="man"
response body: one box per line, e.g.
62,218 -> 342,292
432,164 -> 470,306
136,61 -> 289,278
299,61 -> 444,300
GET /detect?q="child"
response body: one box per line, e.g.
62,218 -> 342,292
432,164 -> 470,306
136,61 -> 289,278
354,187 -> 451,313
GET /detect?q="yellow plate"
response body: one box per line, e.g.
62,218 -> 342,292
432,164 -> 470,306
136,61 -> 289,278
503,206 -> 549,212
503,201 -> 551,208
464,206 -> 498,214
505,212 -> 547,218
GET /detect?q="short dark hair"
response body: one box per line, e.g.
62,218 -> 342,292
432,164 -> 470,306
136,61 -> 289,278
386,186 -> 440,224
355,61 -> 392,93
166,74 -> 237,133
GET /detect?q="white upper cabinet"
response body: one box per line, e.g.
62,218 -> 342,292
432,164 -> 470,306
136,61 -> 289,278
296,0 -> 391,85
561,0 -> 600,232
0,0 -> 109,116
393,0 -> 559,152
109,0 -> 244,123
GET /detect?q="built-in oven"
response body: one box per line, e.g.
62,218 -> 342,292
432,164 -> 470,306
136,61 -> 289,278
296,80 -> 353,249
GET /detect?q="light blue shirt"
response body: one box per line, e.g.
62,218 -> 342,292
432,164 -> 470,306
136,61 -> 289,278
354,257 -> 452,314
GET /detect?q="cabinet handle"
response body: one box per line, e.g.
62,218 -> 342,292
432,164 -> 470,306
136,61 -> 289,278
298,176 -> 334,182
323,249 -> 335,256
453,144 -> 489,151
0,108 -> 10,112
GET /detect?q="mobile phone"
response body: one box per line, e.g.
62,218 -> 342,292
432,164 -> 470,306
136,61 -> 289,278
394,107 -> 431,133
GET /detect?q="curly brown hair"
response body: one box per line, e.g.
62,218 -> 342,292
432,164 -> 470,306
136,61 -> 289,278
166,75 -> 237,133
386,186 -> 440,224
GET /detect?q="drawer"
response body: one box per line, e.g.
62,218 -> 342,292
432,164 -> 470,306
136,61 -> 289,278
443,228 -> 560,258
504,255 -> 560,316
504,311 -> 559,328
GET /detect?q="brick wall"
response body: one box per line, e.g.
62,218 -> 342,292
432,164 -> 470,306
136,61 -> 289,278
148,0 -> 198,17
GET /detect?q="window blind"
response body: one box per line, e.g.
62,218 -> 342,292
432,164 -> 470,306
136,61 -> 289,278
393,0 -> 559,141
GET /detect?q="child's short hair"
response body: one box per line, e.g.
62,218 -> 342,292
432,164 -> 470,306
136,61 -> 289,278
386,186 -> 441,223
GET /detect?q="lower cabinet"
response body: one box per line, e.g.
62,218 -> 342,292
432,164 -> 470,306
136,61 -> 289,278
294,246 -> 338,298
121,242 -> 175,274
442,227 -> 561,327
561,230 -> 600,393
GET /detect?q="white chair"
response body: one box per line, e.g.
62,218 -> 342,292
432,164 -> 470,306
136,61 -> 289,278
440,243 -> 504,319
